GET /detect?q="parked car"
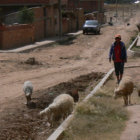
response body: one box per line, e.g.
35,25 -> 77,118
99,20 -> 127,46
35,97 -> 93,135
83,20 -> 101,35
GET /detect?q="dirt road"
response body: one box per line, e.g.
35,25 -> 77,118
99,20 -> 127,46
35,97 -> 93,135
0,12 -> 139,112
0,9 -> 140,139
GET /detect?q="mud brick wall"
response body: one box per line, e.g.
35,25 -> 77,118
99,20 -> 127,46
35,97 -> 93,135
0,24 -> 34,50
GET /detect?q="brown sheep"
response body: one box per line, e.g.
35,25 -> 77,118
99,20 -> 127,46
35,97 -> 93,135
114,76 -> 134,106
68,89 -> 79,102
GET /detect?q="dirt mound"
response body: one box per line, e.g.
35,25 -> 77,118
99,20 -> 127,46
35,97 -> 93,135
23,57 -> 42,65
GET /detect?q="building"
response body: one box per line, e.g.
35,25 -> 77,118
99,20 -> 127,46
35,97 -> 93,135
67,0 -> 104,13
0,0 -> 67,6
0,0 -> 67,15
0,0 -> 68,49
67,0 -> 105,24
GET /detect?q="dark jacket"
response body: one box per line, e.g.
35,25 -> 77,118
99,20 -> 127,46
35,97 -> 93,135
109,41 -> 127,62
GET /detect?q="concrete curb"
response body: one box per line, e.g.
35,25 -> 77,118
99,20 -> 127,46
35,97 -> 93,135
47,65 -> 140,140
128,34 -> 140,57
47,68 -> 114,140
47,114 -> 74,140
84,68 -> 114,102
0,31 -> 82,53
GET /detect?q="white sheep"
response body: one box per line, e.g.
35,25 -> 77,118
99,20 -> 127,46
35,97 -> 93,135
23,81 -> 33,105
114,76 -> 134,106
39,93 -> 74,127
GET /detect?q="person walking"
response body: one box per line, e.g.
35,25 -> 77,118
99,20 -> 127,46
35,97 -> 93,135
109,34 -> 127,84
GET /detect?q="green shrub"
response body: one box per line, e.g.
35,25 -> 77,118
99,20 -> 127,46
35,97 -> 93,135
19,7 -> 34,24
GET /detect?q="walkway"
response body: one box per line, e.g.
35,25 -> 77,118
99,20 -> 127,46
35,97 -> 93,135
0,31 -> 82,53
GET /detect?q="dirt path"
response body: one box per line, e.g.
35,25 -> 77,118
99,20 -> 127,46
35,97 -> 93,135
120,105 -> 140,140
0,9 -> 140,139
0,11 -> 140,113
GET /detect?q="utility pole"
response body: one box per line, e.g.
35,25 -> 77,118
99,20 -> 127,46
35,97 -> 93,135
58,0 -> 62,39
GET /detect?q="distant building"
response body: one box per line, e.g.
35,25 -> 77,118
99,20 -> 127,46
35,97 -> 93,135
0,0 -> 68,40
0,0 -> 67,15
67,0 -> 104,13
0,0 -> 67,6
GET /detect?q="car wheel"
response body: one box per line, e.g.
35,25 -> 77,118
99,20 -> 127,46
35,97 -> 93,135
95,31 -> 98,35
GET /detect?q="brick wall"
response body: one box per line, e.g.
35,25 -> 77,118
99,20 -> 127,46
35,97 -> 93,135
61,8 -> 84,34
67,0 -> 104,13
76,8 -> 84,29
0,0 -> 67,5
62,18 -> 69,34
32,7 -> 44,41
46,6 -> 55,36
33,6 -> 59,38
79,1 -> 98,13
0,24 -> 34,50
0,0 -> 49,5
97,13 -> 106,24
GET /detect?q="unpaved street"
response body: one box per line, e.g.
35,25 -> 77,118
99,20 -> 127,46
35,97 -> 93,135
0,11 -> 140,112
0,9 -> 140,139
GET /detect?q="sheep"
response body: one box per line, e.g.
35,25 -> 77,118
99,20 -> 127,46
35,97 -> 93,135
23,81 -> 33,106
39,93 -> 74,127
68,89 -> 79,102
114,76 -> 134,106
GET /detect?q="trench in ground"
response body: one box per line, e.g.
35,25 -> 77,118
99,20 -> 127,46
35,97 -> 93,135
0,72 -> 104,140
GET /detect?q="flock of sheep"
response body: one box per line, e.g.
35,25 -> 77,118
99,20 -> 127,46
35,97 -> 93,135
23,81 -> 78,127
23,76 -> 140,127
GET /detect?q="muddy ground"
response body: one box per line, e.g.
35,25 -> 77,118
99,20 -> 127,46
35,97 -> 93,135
0,9 -> 140,140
